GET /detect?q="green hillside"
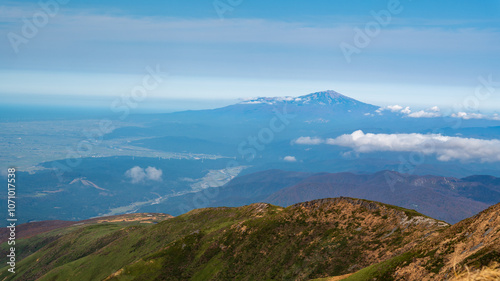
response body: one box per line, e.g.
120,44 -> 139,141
0,197 -> 449,280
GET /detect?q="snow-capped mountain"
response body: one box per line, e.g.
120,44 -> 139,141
296,90 -> 368,106
240,90 -> 368,106
235,90 -> 378,116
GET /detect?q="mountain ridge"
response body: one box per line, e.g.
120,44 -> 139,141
343,200 -> 500,280
0,197 -> 449,281
263,170 -> 500,223
2,197 -> 500,280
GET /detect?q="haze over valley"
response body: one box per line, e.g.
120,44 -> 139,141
1,1 -> 499,279
2,91 -> 500,225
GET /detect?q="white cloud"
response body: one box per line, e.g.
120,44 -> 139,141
408,110 -> 441,118
376,105 -> 499,120
377,105 -> 442,118
125,166 -> 146,183
400,106 -> 412,115
386,105 -> 404,112
283,156 -> 297,162
125,166 -> 163,183
376,105 -> 412,115
376,105 -> 403,114
451,112 -> 500,120
145,167 -> 163,181
328,130 -> 500,162
294,136 -> 324,145
296,130 -> 500,162
429,106 -> 440,112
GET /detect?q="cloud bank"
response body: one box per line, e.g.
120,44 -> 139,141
376,105 -> 500,120
295,130 -> 500,162
451,112 -> 500,121
283,156 -> 297,162
125,166 -> 163,183
376,105 -> 441,118
407,110 -> 441,118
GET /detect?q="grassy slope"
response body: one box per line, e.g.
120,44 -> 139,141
0,198 -> 447,281
0,208 -> 247,281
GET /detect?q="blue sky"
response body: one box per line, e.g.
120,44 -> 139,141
1,0 -> 500,111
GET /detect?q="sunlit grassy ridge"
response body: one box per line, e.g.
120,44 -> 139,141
4,197 -> 498,280
0,198 -> 445,281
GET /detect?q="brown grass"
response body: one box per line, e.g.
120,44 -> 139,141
451,263 -> 500,281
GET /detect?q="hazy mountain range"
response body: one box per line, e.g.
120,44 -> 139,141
138,169 -> 500,224
4,90 -> 500,224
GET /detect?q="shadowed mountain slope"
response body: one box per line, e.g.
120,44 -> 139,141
263,170 -> 500,223
342,201 -> 500,280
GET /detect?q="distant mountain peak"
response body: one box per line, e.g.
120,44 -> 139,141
302,90 -> 345,99
230,90 -> 379,116
239,90 -> 369,107
297,90 -> 360,105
